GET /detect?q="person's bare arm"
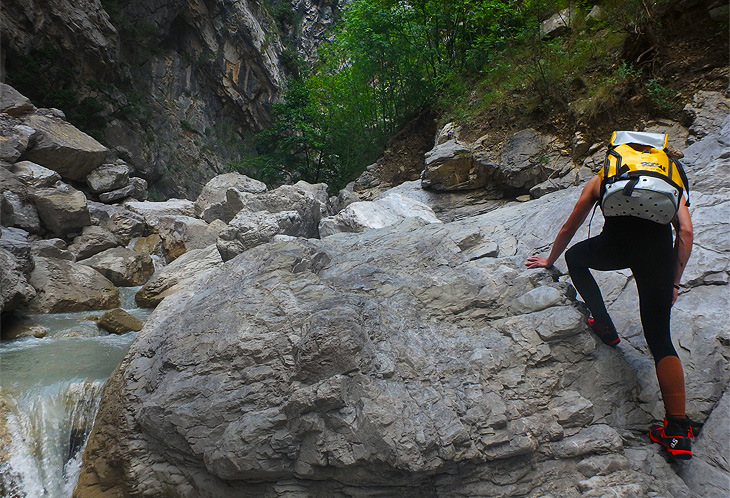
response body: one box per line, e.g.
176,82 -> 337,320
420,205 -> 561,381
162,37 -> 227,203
526,176 -> 601,269
670,196 -> 693,305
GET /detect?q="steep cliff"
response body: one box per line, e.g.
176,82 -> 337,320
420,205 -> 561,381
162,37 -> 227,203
1,0 -> 341,198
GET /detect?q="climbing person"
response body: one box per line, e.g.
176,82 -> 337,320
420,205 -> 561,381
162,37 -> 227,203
525,131 -> 694,459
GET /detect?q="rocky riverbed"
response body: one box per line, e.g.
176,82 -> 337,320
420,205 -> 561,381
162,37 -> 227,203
1,83 -> 728,497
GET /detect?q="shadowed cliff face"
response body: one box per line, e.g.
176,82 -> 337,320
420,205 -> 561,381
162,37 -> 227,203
1,0 -> 339,198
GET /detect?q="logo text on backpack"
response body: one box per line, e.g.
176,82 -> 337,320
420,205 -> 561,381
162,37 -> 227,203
670,439 -> 678,448
641,161 -> 665,171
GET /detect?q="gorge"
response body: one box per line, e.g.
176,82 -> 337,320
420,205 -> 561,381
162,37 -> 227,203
1,0 -> 729,497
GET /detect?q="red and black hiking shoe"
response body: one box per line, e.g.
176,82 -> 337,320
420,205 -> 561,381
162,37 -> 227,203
587,318 -> 620,347
650,418 -> 694,460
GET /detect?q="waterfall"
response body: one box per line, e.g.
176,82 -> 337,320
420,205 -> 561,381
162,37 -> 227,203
0,286 -> 152,497
1,381 -> 105,497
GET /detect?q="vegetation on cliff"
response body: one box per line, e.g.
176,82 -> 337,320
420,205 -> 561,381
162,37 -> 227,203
240,0 -> 727,191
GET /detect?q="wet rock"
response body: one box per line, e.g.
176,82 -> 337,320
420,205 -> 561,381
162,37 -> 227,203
80,247 -> 155,287
133,234 -> 163,257
1,320 -> 48,340
20,113 -> 107,181
97,308 -> 144,334
27,257 -> 119,313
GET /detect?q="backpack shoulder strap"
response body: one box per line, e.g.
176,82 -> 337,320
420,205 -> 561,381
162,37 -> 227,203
673,159 -> 691,207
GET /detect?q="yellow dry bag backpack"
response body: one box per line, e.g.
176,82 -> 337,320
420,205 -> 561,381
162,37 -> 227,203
599,131 -> 690,224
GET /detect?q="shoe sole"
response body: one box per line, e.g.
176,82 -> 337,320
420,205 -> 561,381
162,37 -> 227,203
649,432 -> 692,459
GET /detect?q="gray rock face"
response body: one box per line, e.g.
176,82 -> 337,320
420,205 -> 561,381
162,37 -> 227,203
498,128 -> 573,191
80,247 -> 155,287
97,308 -> 144,334
421,139 -> 492,191
216,183 -> 325,261
20,114 -> 108,180
195,173 -> 268,223
0,83 -> 35,116
135,245 -> 222,308
10,160 -> 62,188
33,183 -> 92,236
69,225 -> 120,260
540,7 -> 575,39
27,257 -> 119,313
156,216 -> 226,262
77,106 -> 730,497
319,192 -> 442,237
98,177 -> 148,203
0,247 -> 36,313
0,166 -> 41,233
86,161 -> 131,193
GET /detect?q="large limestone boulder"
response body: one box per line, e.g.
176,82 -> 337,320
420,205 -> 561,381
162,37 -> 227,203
540,7 -> 575,39
216,183 -> 326,261
156,216 -> 226,262
217,210 -> 305,262
421,139 -> 494,191
77,105 -> 730,498
98,177 -> 148,203
80,247 -> 155,287
124,199 -> 196,230
0,247 -> 35,313
498,128 -> 574,191
20,113 -> 108,180
0,166 -> 41,233
0,226 -> 34,275
69,225 -> 119,261
195,173 -> 268,223
97,308 -> 144,334
0,115 -> 36,163
30,238 -> 74,261
135,245 -> 222,308
33,183 -> 91,236
86,161 -> 130,194
0,83 -> 35,116
88,202 -> 149,246
319,192 -> 442,237
26,257 -> 119,313
10,160 -> 62,188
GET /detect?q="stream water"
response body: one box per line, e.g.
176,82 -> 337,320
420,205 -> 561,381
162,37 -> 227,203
0,287 -> 152,497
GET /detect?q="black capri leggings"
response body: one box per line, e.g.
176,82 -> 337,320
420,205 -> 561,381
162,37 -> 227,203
565,216 -> 677,363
